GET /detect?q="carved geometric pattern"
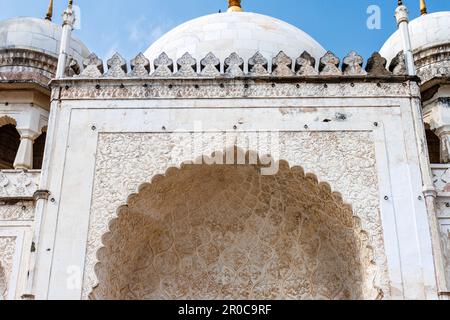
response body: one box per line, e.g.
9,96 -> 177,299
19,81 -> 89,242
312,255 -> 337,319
319,51 -> 341,76
130,53 -> 150,77
224,53 -> 244,77
58,82 -> 415,101
0,171 -> 40,198
176,53 -> 197,77
0,237 -> 16,300
295,51 -> 318,76
92,162 -> 373,300
152,52 -> 174,77
365,52 -> 391,76
80,53 -> 104,77
432,167 -> 450,193
272,51 -> 294,76
83,132 -> 388,300
248,52 -> 269,76
106,53 -> 127,77
0,202 -> 35,221
342,51 -> 367,76
200,52 -> 220,77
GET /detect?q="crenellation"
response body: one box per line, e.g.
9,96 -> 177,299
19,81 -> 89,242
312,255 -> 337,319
342,51 -> 367,76
69,50 -> 407,79
105,53 -> 127,78
295,51 -> 318,76
80,53 -> 104,78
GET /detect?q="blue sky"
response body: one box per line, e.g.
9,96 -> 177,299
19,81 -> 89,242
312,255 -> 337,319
1,0 -> 449,61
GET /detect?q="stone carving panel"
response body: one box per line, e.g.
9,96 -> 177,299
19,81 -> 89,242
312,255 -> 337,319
84,131 -> 388,299
0,171 -> 40,198
432,166 -> 450,193
0,237 -> 16,300
0,202 -> 35,221
58,81 -> 415,101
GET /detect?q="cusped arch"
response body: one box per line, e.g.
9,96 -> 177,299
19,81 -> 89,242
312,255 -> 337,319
0,115 -> 17,127
90,147 -> 381,300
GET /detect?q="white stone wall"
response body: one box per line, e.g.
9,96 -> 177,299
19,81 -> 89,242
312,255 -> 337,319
29,77 -> 440,300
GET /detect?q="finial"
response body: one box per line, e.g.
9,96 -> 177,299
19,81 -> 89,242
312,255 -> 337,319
420,0 -> 427,15
228,0 -> 243,12
45,0 -> 53,21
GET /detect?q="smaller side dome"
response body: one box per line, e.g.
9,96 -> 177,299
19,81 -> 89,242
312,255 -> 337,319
0,17 -> 90,64
380,12 -> 450,65
0,17 -> 90,88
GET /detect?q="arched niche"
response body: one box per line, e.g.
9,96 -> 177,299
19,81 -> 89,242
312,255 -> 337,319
0,116 -> 20,169
90,149 -> 378,300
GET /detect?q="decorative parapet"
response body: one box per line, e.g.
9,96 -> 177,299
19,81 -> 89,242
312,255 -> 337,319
0,170 -> 41,200
72,50 -> 410,80
51,51 -> 421,101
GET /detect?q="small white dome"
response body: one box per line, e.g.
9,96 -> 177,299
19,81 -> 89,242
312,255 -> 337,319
0,17 -> 90,64
380,12 -> 450,65
145,12 -> 326,71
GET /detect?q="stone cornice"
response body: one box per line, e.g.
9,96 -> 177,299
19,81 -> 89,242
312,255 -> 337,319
0,48 -> 58,90
50,77 -> 420,101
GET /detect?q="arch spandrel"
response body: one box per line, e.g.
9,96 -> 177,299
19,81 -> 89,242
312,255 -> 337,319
89,148 -> 380,300
84,132 -> 387,299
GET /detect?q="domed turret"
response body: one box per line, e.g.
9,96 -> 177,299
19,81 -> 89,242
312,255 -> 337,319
380,11 -> 450,84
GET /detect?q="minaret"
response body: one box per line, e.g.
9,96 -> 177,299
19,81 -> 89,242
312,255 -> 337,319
228,0 -> 243,12
395,0 -> 416,76
55,0 -> 76,78
420,0 -> 428,15
44,0 -> 53,21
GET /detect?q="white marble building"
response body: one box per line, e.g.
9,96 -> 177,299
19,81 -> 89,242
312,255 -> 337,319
0,0 -> 449,300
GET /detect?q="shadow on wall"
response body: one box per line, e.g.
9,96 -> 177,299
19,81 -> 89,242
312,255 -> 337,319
90,156 -> 378,300
0,124 -> 20,170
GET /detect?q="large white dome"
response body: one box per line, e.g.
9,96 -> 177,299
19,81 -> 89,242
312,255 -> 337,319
144,12 -> 326,72
380,12 -> 450,65
0,17 -> 90,64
